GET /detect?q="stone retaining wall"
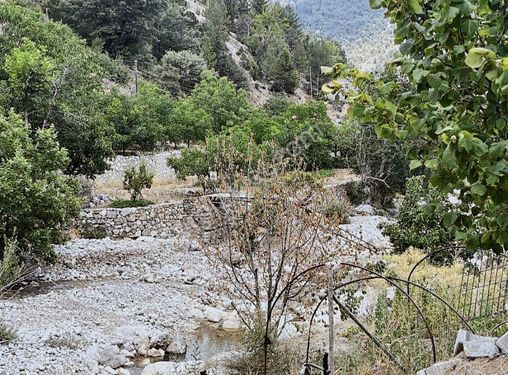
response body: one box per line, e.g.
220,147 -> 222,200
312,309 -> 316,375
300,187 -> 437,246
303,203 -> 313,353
94,151 -> 180,187
78,198 -> 218,241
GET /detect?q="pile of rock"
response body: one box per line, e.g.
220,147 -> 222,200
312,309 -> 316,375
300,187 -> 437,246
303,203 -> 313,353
417,329 -> 508,374
86,194 -> 114,208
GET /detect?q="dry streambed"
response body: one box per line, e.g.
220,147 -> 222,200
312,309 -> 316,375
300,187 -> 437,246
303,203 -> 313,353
0,208 -> 391,375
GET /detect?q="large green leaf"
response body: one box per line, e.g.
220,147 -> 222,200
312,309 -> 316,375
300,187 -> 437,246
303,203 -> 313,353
465,47 -> 496,69
408,0 -> 423,14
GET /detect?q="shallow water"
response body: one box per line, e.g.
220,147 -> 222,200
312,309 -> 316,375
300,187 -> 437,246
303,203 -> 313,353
131,325 -> 243,373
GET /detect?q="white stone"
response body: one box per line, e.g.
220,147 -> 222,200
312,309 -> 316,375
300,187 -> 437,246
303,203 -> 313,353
424,359 -> 460,375
116,369 -> 131,375
98,346 -> 129,369
463,338 -> 499,358
222,319 -> 241,331
453,329 -> 478,355
141,362 -> 177,375
495,330 -> 508,353
355,204 -> 375,215
190,308 -> 204,319
147,348 -> 165,357
205,307 -> 224,323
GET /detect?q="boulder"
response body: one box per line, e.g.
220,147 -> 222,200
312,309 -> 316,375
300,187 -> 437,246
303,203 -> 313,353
423,359 -> 460,375
463,338 -> 499,358
98,346 -> 129,369
453,329 -> 481,355
222,319 -> 241,331
354,204 -> 375,215
205,307 -> 224,323
496,330 -> 508,353
141,362 -> 176,375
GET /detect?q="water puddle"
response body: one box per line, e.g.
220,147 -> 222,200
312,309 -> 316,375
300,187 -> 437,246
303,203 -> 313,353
131,325 -> 243,374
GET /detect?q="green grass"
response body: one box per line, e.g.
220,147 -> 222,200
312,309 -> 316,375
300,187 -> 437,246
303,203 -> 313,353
109,199 -> 154,208
0,319 -> 16,344
313,169 -> 335,178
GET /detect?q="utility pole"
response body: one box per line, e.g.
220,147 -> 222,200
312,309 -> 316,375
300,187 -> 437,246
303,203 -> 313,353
327,267 -> 335,375
134,59 -> 139,94
310,66 -> 313,99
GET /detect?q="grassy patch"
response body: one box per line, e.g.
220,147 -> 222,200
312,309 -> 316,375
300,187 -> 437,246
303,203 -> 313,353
313,169 -> 335,179
0,319 -> 15,344
109,199 -> 154,208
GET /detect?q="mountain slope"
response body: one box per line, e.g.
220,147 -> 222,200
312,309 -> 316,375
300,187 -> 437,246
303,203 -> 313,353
273,0 -> 398,71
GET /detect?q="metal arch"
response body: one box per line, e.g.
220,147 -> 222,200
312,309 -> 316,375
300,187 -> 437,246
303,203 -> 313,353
340,262 -> 438,363
490,321 -> 508,336
407,246 -> 467,296
304,276 -> 379,364
388,276 -> 475,333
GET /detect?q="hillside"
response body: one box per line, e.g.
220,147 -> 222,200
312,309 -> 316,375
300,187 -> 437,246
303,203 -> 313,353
273,0 -> 398,71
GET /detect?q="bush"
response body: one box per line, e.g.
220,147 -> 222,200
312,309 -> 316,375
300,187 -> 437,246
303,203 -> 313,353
0,319 -> 15,344
0,238 -> 23,291
227,322 -> 302,375
0,111 -> 81,261
382,176 -> 455,253
80,226 -> 108,239
109,199 -> 154,208
324,195 -> 351,224
343,180 -> 369,206
123,163 -> 155,201
168,148 -> 213,193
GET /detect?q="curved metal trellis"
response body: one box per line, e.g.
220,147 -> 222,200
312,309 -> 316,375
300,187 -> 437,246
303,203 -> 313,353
302,254 -> 476,374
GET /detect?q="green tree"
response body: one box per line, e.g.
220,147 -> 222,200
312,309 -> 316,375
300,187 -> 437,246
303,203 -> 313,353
154,50 -> 207,97
106,83 -> 171,153
167,97 -> 212,146
0,110 -> 80,261
271,48 -> 300,94
327,0 -> 508,251
1,40 -> 53,126
203,0 -> 248,87
276,101 -> 336,170
191,72 -> 250,132
0,3 -> 120,177
383,176 -> 455,253
123,162 -> 155,201
48,0 -> 167,59
168,148 -> 212,192
152,0 -> 201,59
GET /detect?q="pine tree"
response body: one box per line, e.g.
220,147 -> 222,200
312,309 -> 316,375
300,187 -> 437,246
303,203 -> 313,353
253,0 -> 267,14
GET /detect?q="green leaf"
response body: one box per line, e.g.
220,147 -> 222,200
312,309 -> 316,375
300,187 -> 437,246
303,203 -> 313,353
486,68 -> 499,81
409,160 -> 422,170
443,212 -> 458,228
442,145 -> 457,168
470,183 -> 486,196
321,66 -> 333,75
445,6 -> 460,20
413,68 -> 429,83
369,0 -> 383,9
424,159 -> 439,169
427,74 -> 442,89
465,47 -> 496,69
408,0 -> 423,14
497,214 -> 508,228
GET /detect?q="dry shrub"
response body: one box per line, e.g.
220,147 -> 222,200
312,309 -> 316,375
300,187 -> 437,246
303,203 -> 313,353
207,149 -> 349,374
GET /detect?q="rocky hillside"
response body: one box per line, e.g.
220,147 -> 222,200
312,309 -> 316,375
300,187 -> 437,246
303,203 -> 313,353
272,0 -> 398,71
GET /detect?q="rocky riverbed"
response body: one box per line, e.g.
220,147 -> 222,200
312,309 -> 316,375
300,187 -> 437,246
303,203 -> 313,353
0,207 -> 391,375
